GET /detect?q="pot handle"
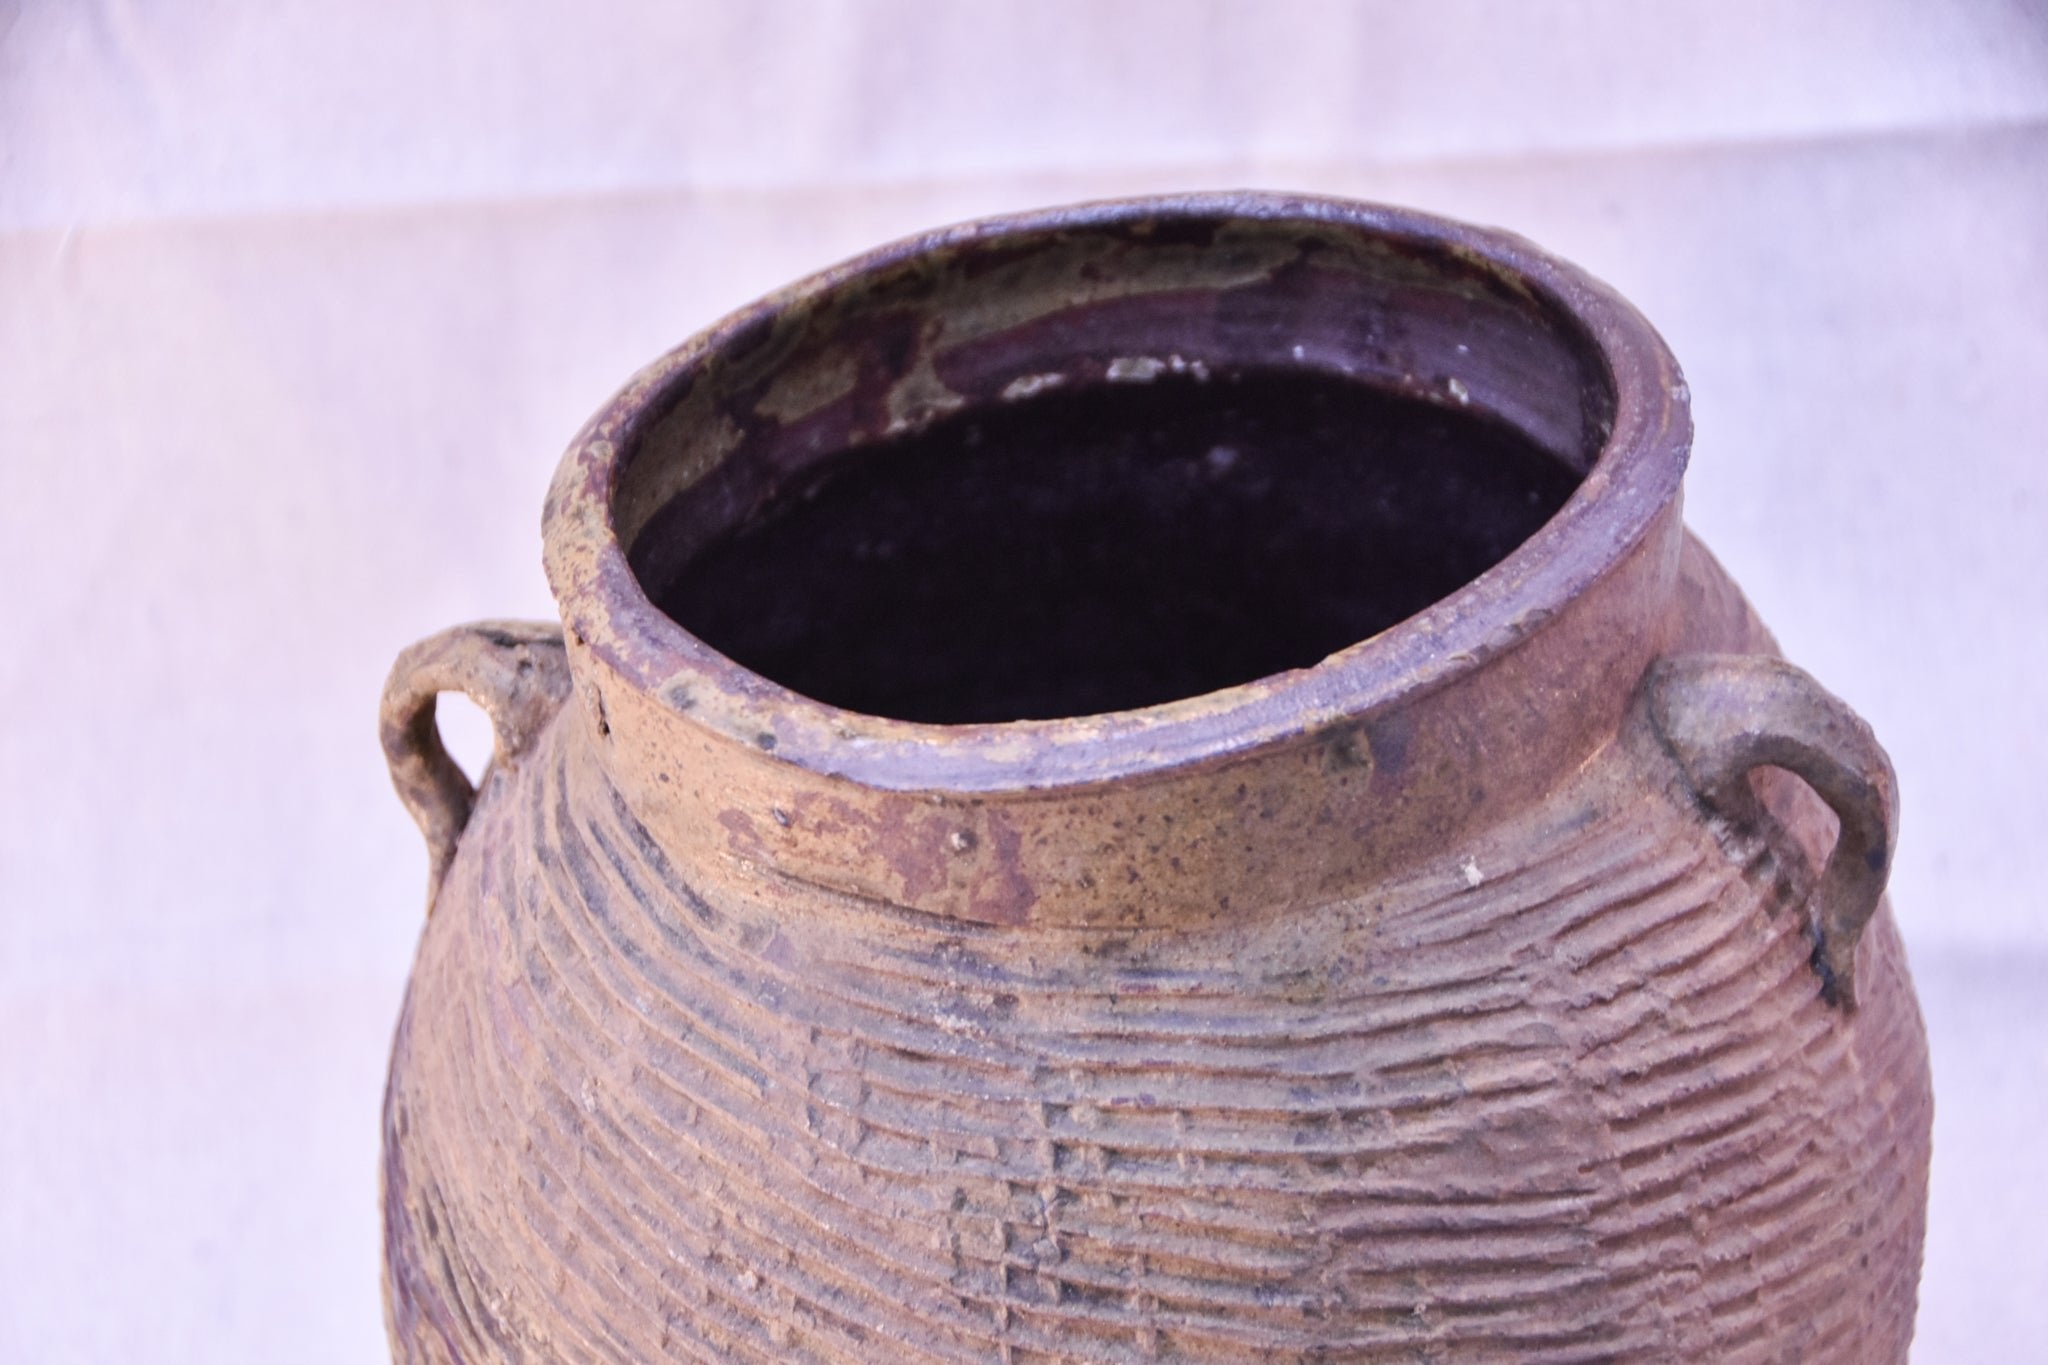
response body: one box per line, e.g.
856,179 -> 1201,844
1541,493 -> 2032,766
1646,654 -> 1898,1011
380,620 -> 572,909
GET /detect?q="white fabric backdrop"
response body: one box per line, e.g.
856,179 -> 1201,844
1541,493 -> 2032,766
3,2 -> 2045,1359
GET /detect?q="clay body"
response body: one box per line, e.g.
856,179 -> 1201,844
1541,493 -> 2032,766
379,195 -> 1931,1362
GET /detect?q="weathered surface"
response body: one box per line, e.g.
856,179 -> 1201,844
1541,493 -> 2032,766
379,195 -> 1931,1361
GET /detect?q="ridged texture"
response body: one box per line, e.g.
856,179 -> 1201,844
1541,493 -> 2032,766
383,721 -> 1930,1363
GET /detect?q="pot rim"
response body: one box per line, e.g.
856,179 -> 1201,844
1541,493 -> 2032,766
541,191 -> 1691,795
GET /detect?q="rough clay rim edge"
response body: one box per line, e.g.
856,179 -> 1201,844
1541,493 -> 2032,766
540,190 -> 1692,794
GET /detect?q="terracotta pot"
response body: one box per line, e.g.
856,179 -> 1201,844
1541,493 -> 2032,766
379,194 -> 1931,1362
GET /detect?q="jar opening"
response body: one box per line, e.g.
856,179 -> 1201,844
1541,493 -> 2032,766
635,367 -> 1582,724
609,202 -> 1619,729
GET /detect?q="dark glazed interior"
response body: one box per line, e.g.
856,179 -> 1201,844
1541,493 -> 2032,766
644,372 -> 1576,722
614,211 -> 1616,725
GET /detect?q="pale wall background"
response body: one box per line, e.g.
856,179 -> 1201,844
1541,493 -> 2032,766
2,2 -> 2045,1360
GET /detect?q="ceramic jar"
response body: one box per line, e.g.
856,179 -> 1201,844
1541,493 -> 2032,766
379,194 -> 1930,1362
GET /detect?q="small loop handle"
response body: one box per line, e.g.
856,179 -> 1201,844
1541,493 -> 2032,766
1647,654 -> 1898,1010
379,621 -> 571,910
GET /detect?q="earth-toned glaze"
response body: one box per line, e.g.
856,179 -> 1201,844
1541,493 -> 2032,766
379,194 -> 1930,1362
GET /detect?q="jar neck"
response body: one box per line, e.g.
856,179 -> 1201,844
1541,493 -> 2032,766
557,497 -> 1682,928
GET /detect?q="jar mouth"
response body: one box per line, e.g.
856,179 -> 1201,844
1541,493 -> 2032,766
543,192 -> 1690,793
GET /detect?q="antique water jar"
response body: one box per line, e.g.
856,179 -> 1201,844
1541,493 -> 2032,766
378,194 -> 1931,1362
